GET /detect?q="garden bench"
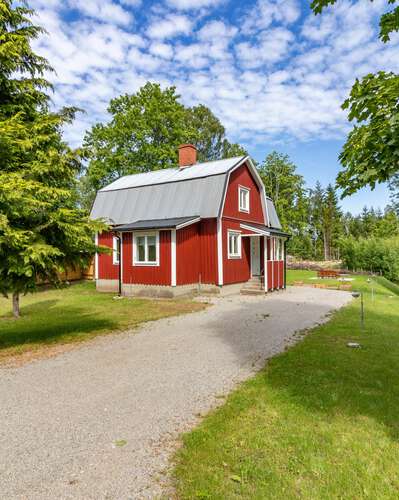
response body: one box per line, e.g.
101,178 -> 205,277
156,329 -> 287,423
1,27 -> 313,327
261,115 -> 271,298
317,269 -> 339,279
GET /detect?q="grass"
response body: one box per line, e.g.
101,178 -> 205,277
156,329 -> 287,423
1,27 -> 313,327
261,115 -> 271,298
285,268 -> 364,289
173,271 -> 399,499
375,276 -> 399,296
0,281 -> 206,362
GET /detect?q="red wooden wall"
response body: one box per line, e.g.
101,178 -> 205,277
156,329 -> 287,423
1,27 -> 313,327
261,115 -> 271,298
199,219 -> 218,284
177,223 -> 200,285
222,219 -> 251,285
122,231 -> 171,285
222,163 -> 265,224
98,231 -> 118,280
176,219 -> 218,285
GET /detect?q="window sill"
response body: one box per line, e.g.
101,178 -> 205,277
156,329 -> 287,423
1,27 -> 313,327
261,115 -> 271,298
238,208 -> 250,213
228,255 -> 242,260
133,262 -> 159,267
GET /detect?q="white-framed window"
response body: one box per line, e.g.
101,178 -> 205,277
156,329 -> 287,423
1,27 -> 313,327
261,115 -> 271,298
133,231 -> 159,266
238,186 -> 250,213
112,236 -> 120,265
228,230 -> 241,259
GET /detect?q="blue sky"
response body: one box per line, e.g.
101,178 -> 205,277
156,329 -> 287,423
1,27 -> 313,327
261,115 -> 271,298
30,0 -> 398,214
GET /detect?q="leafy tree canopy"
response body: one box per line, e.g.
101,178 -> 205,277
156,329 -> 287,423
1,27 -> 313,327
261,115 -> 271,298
337,72 -> 399,196
83,82 -> 246,205
311,0 -> 399,197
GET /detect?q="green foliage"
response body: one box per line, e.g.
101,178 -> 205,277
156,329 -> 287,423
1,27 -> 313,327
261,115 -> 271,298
337,72 -> 399,196
0,1 -> 104,314
375,275 -> 399,295
340,236 -> 399,282
312,1 -> 399,195
258,152 -> 312,258
84,83 -> 190,192
311,0 -> 399,42
0,0 -> 52,117
186,104 -> 247,162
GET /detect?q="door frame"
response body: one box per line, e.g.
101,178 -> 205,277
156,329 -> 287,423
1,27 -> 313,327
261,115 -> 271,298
250,236 -> 261,277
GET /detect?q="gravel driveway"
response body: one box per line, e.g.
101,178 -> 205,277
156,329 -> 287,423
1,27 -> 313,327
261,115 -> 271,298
0,287 -> 351,499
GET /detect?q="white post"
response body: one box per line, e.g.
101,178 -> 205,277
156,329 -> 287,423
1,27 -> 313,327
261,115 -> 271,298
94,232 -> 99,281
119,231 -> 123,295
217,218 -> 224,286
171,229 -> 177,287
263,235 -> 267,292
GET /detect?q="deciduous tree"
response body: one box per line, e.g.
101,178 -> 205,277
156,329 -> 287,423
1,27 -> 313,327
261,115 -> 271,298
311,0 -> 399,196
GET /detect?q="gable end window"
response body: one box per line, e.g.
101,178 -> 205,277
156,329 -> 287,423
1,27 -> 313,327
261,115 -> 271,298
112,236 -> 120,265
238,186 -> 250,213
133,232 -> 159,266
228,230 -> 241,259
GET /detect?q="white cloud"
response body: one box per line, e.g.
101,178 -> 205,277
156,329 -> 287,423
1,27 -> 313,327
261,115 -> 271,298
147,14 -> 192,39
242,0 -> 301,33
149,42 -> 174,59
236,27 -> 294,68
67,0 -> 133,27
27,0 -> 399,150
166,0 -> 224,10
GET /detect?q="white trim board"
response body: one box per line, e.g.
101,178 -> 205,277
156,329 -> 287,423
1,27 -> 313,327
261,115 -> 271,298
217,218 -> 223,286
171,229 -> 176,286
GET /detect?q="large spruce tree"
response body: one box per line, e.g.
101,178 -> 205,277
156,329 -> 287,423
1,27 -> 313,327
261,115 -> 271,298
0,0 -> 103,317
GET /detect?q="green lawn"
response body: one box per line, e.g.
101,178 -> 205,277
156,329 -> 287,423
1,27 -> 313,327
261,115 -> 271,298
286,268 -> 364,289
0,281 -> 205,362
173,272 -> 399,499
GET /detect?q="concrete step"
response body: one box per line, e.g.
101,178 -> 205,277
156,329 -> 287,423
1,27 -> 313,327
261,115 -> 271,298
240,289 -> 265,296
241,284 -> 263,290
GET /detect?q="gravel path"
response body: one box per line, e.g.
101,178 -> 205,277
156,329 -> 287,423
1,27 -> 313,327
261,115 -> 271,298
0,287 -> 351,499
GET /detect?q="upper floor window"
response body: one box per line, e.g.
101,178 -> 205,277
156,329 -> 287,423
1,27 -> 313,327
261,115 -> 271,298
133,232 -> 159,266
113,236 -> 120,265
238,186 -> 250,213
228,230 -> 241,259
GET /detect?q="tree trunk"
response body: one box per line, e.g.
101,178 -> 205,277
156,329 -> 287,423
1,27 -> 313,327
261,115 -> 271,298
12,292 -> 20,318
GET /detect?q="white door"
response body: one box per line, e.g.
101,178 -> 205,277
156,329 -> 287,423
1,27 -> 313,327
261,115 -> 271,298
251,237 -> 260,276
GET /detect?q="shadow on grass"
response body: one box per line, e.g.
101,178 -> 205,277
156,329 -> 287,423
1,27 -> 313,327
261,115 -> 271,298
262,306 -> 399,440
0,299 -> 116,350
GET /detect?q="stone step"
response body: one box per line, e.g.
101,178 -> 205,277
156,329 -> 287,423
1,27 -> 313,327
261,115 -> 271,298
240,289 -> 265,296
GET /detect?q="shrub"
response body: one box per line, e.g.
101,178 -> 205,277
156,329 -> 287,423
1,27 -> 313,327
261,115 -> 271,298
340,237 -> 399,282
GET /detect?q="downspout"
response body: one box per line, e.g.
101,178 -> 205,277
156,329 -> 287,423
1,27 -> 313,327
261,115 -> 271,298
284,238 -> 287,289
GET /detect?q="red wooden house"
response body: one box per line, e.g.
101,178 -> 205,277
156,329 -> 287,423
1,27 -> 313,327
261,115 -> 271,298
91,145 -> 289,297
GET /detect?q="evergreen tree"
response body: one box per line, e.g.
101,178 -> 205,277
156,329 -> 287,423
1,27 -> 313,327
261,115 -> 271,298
322,184 -> 342,260
0,0 -> 103,317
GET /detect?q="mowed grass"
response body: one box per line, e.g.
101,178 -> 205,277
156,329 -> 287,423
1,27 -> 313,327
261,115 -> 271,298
0,281 -> 206,362
286,268 -> 363,289
174,272 -> 399,499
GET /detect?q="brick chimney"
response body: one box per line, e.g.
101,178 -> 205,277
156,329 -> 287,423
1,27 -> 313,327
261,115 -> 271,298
178,144 -> 197,167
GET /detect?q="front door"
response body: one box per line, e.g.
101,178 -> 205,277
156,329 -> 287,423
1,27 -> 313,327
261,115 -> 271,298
251,237 -> 260,276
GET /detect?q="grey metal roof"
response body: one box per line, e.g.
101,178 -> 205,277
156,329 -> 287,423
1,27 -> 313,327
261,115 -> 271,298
266,198 -> 282,229
90,155 -> 282,230
100,156 -> 245,192
91,174 -> 227,224
240,222 -> 290,238
116,216 -> 199,231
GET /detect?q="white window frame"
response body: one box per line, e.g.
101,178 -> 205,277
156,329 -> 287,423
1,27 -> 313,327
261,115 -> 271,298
238,185 -> 250,213
228,230 -> 242,259
133,231 -> 160,266
112,235 -> 120,265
